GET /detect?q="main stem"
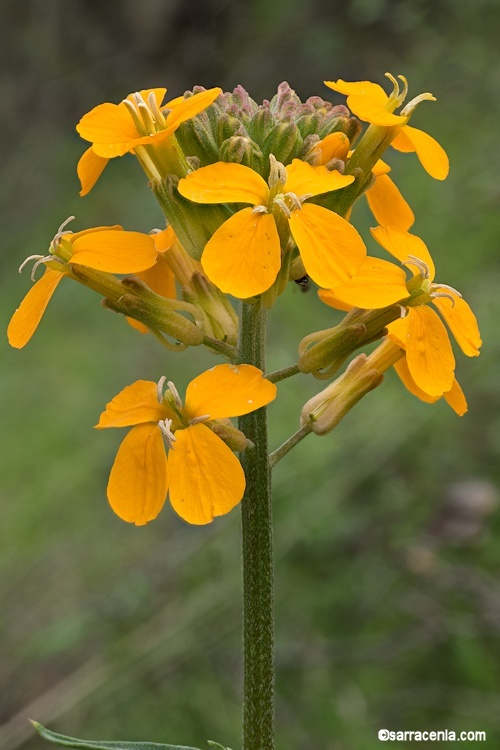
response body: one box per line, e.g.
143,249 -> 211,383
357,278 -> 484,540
238,299 -> 275,750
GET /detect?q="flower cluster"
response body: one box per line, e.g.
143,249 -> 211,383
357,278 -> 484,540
8,73 -> 481,524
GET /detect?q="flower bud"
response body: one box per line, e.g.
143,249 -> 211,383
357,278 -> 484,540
209,418 -> 251,451
219,135 -> 264,172
301,354 -> 384,435
187,271 -> 239,345
262,121 -> 303,168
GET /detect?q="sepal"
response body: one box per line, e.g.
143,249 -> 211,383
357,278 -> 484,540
31,722 -> 202,750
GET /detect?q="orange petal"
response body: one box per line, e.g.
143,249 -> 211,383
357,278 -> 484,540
346,94 -> 406,126
284,159 -> 354,197
314,132 -> 350,163
432,291 -> 481,357
127,88 -> 167,108
165,87 -> 222,132
370,226 -> 435,281
324,79 -> 388,103
96,380 -> 171,429
76,101 -> 138,147
70,229 -> 158,273
406,306 -> 455,396
444,378 -> 468,416
168,423 -> 245,525
371,158 -> 391,177
153,226 -> 177,254
107,424 -> 168,526
8,269 -> 66,348
288,203 -> 366,288
394,356 -> 439,404
134,255 -> 176,299
317,288 -> 354,313
332,256 -> 409,309
386,315 -> 410,349
201,208 -> 281,298
185,363 -> 277,420
178,162 -> 269,206
365,174 -> 415,231
393,125 -> 449,180
77,148 -> 109,196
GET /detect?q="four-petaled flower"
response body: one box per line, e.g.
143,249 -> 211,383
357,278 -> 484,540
325,74 -> 449,180
96,364 -> 277,525
8,220 -> 158,348
178,157 -> 366,298
76,86 -> 222,195
319,226 -> 481,397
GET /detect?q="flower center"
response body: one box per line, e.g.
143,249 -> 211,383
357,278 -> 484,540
122,92 -> 167,137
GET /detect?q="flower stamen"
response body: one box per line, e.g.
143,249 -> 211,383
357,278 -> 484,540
402,255 -> 430,279
167,380 -> 183,410
430,292 -> 456,306
157,375 -> 167,404
430,282 -> 462,298
189,414 -> 211,425
158,417 -> 176,447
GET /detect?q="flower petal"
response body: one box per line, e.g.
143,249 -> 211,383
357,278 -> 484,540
284,159 -> 354,198
168,423 -> 245,525
392,125 -> 449,180
70,230 -> 158,273
386,315 -> 409,349
372,158 -> 391,177
346,95 -> 407,126
317,288 -> 354,313
165,87 -> 222,132
107,424 -> 168,526
394,356 -> 439,404
178,162 -> 269,206
365,174 -> 415,231
288,203 -> 366,288
324,79 -> 388,103
77,148 -> 109,196
314,132 -> 350,163
76,101 -> 138,147
201,208 -> 281,298
432,291 -> 481,357
406,306 -> 455,396
127,88 -> 167,107
96,380 -> 171,429
444,378 -> 468,416
7,269 -> 65,349
127,254 -> 177,334
331,256 -> 409,309
185,363 -> 277,420
370,226 -> 435,281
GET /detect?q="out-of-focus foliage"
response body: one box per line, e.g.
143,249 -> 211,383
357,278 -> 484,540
1,1 -> 500,748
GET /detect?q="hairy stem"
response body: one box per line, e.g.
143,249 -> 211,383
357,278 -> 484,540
265,363 -> 300,383
269,424 -> 312,468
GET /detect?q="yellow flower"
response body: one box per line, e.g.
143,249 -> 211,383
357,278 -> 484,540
324,74 -> 449,180
8,220 -> 158,348
319,226 -> 481,397
177,158 -> 366,298
76,87 -> 222,195
96,364 -> 278,525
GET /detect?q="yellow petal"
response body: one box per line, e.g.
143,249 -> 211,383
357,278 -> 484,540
70,229 -> 158,273
168,423 -> 245,525
317,288 -> 354,313
314,132 -> 350,163
444,378 -> 468,416
185,363 -> 277,420
365,174 -> 415,231
393,125 -> 449,180
153,226 -> 177,253
201,208 -> 281,298
288,203 -> 366,288
432,291 -> 481,357
76,101 -> 138,146
165,87 -> 222,132
284,159 -> 354,197
135,255 -> 177,298
8,269 -> 65,349
107,424 -> 168,526
96,380 -> 171,429
394,356 -> 439,404
77,148 -> 109,196
371,158 -> 391,177
332,256 -> 409,309
370,226 -> 435,281
386,315 -> 410,349
406,306 -> 455,396
324,79 -> 388,103
178,162 -> 269,206
346,95 -> 406,126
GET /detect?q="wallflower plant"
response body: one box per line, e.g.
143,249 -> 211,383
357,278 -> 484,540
9,74 -> 481,750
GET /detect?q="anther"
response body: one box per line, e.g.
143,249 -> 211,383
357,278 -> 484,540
398,305 -> 408,318
402,255 -> 430,279
430,282 -> 462,298
272,198 -> 291,218
401,93 -> 436,118
268,154 -> 287,190
430,292 -> 455,306
385,72 -> 400,100
252,205 -> 268,214
19,254 -> 56,281
397,75 -> 409,103
284,192 -> 303,211
158,418 -> 176,447
147,92 -> 167,128
19,254 -> 45,274
157,375 -> 167,404
189,414 -> 210,425
167,380 -> 183,409
51,215 -> 75,249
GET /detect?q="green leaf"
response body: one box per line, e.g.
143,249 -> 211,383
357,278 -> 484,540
207,743 -> 232,750
32,723 -> 202,750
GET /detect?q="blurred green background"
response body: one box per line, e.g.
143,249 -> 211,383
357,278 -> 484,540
1,1 -> 500,748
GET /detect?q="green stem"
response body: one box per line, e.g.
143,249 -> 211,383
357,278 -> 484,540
238,299 -> 275,750
269,424 -> 312,468
265,363 -> 300,383
203,334 -> 238,361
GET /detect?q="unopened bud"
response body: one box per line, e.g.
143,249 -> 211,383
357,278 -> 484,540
262,121 -> 303,166
219,135 -> 264,172
210,418 -> 251,451
301,354 -> 384,435
187,272 -> 239,345
247,106 -> 276,145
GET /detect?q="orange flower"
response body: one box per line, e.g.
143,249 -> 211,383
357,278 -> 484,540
324,74 -> 449,180
8,219 -> 158,348
76,87 -> 222,195
319,226 -> 481,397
96,364 -> 277,525
178,158 -> 366,298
